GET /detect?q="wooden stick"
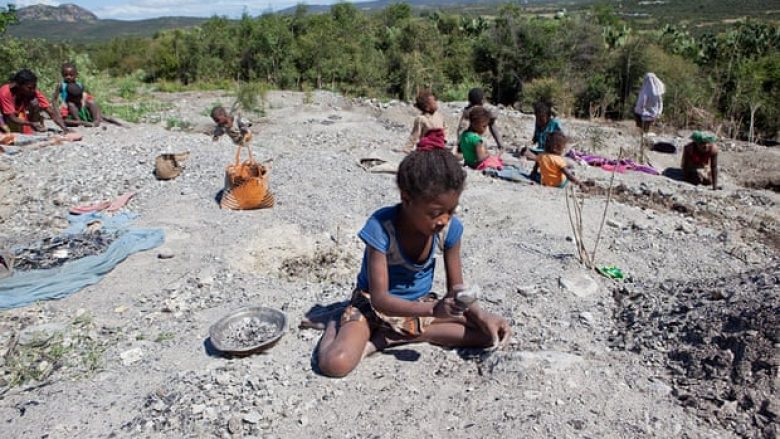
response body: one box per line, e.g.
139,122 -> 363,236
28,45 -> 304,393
590,145 -> 623,266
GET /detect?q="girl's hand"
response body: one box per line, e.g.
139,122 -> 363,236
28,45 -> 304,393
432,297 -> 466,318
470,309 -> 511,348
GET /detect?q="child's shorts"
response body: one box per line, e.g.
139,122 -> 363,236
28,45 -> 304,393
341,289 -> 436,337
60,105 -> 92,122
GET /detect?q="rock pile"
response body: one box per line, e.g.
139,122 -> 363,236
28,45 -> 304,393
611,266 -> 780,438
123,364 -> 288,437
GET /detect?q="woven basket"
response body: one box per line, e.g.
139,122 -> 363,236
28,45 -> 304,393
220,143 -> 274,210
155,152 -> 189,180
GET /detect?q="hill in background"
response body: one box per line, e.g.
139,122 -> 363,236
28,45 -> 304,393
8,3 -> 205,43
17,3 -> 97,22
7,0 -> 780,43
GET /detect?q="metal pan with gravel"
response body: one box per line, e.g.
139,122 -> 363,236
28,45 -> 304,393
208,306 -> 287,357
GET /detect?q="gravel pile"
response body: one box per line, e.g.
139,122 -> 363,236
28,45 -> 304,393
220,317 -> 278,349
611,266 -> 780,438
122,364 -> 285,437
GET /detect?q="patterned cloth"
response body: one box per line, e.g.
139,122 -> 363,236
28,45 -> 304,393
341,289 -> 436,337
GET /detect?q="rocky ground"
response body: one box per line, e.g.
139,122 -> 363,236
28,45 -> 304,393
0,90 -> 777,438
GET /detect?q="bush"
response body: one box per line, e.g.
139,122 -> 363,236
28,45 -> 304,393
235,81 -> 270,115
575,73 -> 618,119
521,77 -> 575,116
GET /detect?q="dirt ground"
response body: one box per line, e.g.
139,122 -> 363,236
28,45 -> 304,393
0,90 -> 777,438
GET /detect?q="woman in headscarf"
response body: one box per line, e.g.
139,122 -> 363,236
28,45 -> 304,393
682,131 -> 719,190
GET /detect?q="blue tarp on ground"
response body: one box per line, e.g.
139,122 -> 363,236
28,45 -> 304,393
0,213 -> 164,309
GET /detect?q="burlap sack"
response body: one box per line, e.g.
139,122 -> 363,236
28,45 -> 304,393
155,152 -> 190,180
220,144 -> 274,210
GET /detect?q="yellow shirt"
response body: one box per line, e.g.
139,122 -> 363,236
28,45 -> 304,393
537,153 -> 567,187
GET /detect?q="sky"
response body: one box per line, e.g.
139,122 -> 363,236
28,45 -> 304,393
11,0 -> 361,20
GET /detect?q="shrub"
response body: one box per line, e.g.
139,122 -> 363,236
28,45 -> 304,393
521,77 -> 575,116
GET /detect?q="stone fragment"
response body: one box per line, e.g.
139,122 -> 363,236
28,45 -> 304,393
486,350 -> 584,374
578,312 -> 595,326
120,347 -> 145,366
243,411 -> 261,424
227,416 -> 242,434
560,274 -> 600,298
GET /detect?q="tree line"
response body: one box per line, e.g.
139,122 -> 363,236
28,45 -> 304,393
1,3 -> 778,142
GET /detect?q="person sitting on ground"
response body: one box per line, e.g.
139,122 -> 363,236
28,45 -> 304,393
530,100 -> 562,154
314,149 -> 511,378
0,69 -> 70,134
458,106 -> 504,170
401,89 -> 446,153
52,63 -> 120,127
681,131 -> 719,190
211,106 -> 252,145
528,131 -> 584,189
457,88 -> 504,152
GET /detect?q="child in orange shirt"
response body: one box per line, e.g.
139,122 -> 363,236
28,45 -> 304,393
528,131 -> 583,188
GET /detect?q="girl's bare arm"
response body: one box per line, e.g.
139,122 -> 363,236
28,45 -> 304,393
443,240 -> 464,299
366,247 -> 436,317
475,141 -> 490,162
561,166 -> 582,185
403,117 -> 423,151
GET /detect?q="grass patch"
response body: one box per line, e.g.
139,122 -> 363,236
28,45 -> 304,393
235,81 -> 269,116
1,314 -> 117,391
155,79 -> 235,93
154,332 -> 175,343
102,101 -> 173,123
165,117 -> 193,131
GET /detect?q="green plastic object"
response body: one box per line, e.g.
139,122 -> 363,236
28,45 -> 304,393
690,131 -> 717,144
597,265 -> 624,280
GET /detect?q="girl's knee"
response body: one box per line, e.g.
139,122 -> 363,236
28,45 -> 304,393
317,349 -> 358,378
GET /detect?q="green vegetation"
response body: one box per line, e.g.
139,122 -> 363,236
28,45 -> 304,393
1,314 -> 114,390
154,332 -> 175,343
0,2 -> 778,141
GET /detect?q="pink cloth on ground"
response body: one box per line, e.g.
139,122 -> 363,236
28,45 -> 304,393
70,191 -> 135,215
476,155 -> 504,171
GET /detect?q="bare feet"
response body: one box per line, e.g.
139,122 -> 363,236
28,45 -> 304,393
299,303 -> 348,330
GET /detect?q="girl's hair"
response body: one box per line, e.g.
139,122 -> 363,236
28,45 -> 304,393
467,88 -> 484,106
61,62 -> 77,72
533,100 -> 552,118
12,69 -> 37,86
468,106 -> 490,127
414,89 -> 435,112
545,130 -> 567,154
397,150 -> 466,200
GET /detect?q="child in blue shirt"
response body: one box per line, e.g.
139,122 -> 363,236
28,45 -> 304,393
316,149 -> 511,377
531,100 -> 562,154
